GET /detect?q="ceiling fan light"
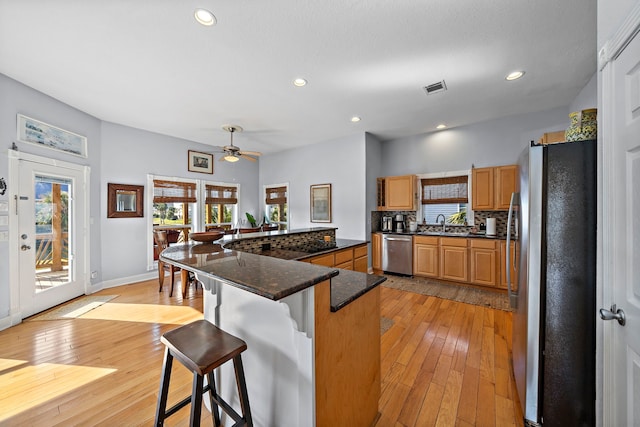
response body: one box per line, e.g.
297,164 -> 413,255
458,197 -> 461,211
224,154 -> 240,162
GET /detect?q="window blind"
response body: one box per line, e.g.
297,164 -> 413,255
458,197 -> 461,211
205,185 -> 238,204
421,176 -> 468,204
153,180 -> 197,203
265,186 -> 287,205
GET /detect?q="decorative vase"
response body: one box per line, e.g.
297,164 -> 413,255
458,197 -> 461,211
565,108 -> 597,141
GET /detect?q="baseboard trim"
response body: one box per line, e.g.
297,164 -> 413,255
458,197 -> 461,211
98,272 -> 157,290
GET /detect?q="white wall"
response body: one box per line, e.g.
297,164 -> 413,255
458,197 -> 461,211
0,74 -> 102,319
259,134 -> 367,240
380,106 -> 575,176
99,122 -> 258,282
570,73 -> 597,113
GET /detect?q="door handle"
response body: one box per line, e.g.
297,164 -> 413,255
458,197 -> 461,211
599,304 -> 626,326
21,244 -> 31,251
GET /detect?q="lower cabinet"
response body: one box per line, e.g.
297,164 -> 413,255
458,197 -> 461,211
470,239 -> 499,287
440,238 -> 469,282
413,235 -> 439,278
372,233 -> 382,274
307,244 -> 369,273
414,236 -> 505,290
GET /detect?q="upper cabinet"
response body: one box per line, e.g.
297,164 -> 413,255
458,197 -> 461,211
472,165 -> 518,211
377,175 -> 416,211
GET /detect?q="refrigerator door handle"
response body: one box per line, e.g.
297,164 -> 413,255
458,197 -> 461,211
506,192 -> 519,308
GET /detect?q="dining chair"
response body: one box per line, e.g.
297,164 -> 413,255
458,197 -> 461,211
153,229 -> 178,297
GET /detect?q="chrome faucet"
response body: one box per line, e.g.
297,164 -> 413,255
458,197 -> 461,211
435,214 -> 446,232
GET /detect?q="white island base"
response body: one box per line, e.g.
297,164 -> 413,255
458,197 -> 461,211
198,275 -> 381,427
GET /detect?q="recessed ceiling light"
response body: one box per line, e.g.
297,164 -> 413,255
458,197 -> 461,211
436,124 -> 447,130
351,116 -> 361,123
505,71 -> 525,81
293,78 -> 307,87
194,9 -> 216,26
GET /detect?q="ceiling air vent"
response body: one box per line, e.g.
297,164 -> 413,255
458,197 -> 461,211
423,80 -> 447,95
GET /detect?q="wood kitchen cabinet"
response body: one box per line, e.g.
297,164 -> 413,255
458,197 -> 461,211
308,244 -> 368,273
376,175 -> 416,211
472,165 -> 518,211
353,245 -> 368,273
470,239 -> 499,287
372,233 -> 382,274
440,237 -> 469,282
413,235 -> 439,278
500,240 -> 517,290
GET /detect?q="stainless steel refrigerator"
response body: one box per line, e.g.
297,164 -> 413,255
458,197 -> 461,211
506,140 -> 596,426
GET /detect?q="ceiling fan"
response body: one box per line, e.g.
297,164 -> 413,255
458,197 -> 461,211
214,125 -> 262,163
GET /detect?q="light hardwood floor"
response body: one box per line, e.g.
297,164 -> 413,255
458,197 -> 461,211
0,278 -> 522,426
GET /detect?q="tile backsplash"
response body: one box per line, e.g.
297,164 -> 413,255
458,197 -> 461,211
371,210 -> 515,238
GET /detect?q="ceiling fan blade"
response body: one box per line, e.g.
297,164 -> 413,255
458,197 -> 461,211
239,151 -> 262,157
240,154 -> 257,162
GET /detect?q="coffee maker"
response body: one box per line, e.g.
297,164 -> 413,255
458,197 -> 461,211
393,214 -> 405,233
381,216 -> 393,232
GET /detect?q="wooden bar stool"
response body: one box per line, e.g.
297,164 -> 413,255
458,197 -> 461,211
155,320 -> 253,427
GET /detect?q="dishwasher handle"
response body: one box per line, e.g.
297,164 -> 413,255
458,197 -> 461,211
384,236 -> 412,242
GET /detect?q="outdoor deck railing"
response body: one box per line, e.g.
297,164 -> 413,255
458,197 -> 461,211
35,232 -> 69,270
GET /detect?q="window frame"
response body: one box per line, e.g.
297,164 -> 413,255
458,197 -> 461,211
264,183 -> 289,230
417,170 -> 474,226
202,181 -> 240,230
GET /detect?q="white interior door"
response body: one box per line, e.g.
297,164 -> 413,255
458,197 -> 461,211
17,158 -> 88,318
603,28 -> 640,426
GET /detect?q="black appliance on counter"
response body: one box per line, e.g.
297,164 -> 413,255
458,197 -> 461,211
507,140 -> 596,426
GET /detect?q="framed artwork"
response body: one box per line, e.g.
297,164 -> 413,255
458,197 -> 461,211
188,150 -> 214,174
107,183 -> 144,218
17,114 -> 88,158
310,183 -> 332,223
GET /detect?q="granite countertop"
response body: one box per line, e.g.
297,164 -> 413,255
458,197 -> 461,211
376,231 -> 506,240
160,237 -> 385,311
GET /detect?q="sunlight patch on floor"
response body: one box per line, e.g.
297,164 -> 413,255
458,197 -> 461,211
79,302 -> 203,324
0,362 -> 117,421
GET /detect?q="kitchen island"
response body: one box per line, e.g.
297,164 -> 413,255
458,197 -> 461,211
160,228 -> 385,427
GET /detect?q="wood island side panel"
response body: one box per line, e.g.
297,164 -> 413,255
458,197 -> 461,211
314,280 -> 381,426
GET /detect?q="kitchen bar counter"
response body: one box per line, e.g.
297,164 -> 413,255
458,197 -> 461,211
159,229 -> 383,426
160,239 -> 385,311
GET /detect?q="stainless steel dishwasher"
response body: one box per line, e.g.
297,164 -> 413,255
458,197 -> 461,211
381,233 -> 413,275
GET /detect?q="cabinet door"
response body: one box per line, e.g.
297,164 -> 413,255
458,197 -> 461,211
386,175 -> 415,210
494,165 -> 518,210
372,233 -> 382,273
310,253 -> 334,267
472,167 -> 494,210
470,247 -> 498,286
354,256 -> 368,273
440,246 -> 468,282
414,244 -> 439,277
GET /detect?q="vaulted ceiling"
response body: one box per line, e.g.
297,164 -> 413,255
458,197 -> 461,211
0,0 -> 596,154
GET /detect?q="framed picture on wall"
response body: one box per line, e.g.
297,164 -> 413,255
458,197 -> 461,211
17,114 -> 88,158
188,150 -> 214,174
310,183 -> 331,222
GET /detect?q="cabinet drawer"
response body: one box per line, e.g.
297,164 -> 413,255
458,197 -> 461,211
353,245 -> 368,259
414,235 -> 439,245
334,249 -> 353,265
335,260 -> 354,270
440,237 -> 468,247
469,239 -> 498,249
310,253 -> 334,267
